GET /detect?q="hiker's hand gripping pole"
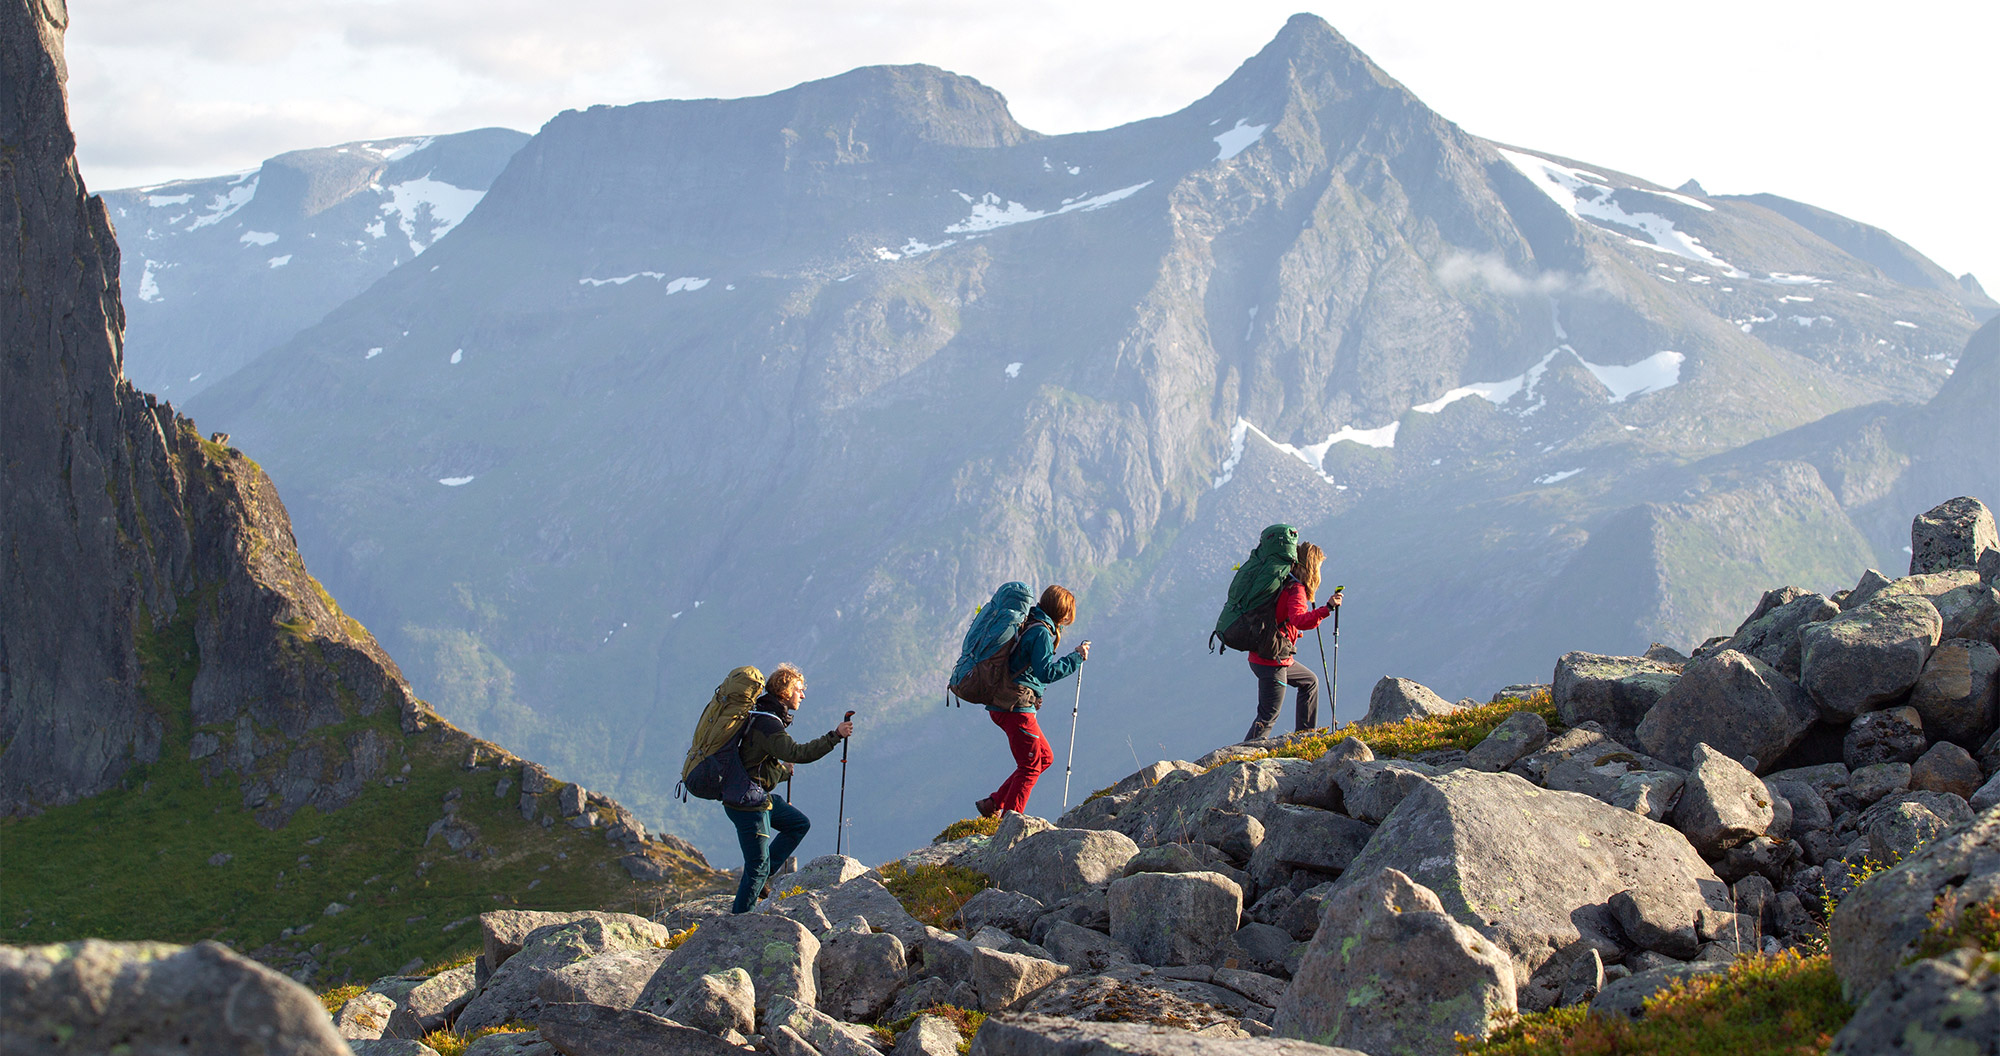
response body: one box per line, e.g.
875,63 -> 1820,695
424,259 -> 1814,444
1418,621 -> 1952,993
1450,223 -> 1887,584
835,710 -> 855,857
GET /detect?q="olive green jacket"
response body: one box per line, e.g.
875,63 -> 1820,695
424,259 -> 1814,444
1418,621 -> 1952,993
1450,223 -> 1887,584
737,699 -> 842,809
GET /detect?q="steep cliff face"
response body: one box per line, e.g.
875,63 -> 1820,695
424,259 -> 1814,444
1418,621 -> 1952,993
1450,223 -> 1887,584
0,0 -> 719,983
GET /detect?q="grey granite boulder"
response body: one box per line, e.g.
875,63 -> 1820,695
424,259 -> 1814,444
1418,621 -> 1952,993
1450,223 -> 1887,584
1329,769 -> 1729,1010
1974,774 -> 2000,812
661,966 -> 754,1037
459,915 -> 672,1032
1860,791 -> 1974,865
461,1030 -> 555,1056
1831,947 -> 2000,1056
1069,758 -> 1308,847
1246,805 -> 1374,891
1831,805 -> 2000,1000
958,888 -> 1045,938
1360,676 -> 1461,726
1333,759 -> 1437,824
336,990 -> 417,1040
1109,870 -> 1245,967
816,920 -> 907,1022
986,827 -> 1140,906
1800,594 -> 1943,721
405,964 -> 477,1031
1272,868 -> 1514,1055
1635,650 -> 1815,771
1669,743 -> 1775,857
0,939 -> 349,1055
1195,808 -> 1267,863
1552,652 -> 1680,744
1722,590 -> 1840,679
1608,887 -> 1702,959
1913,741 -> 1985,799
1286,738 -> 1373,813
1910,496 -> 1999,576
1588,961 -> 1732,1019
1018,972 -> 1254,1030
1466,710 -> 1549,772
766,994 -> 880,1056
534,947 -> 671,1009
1209,922 -> 1298,979
534,1002 -> 745,1056
479,909 -> 667,975
971,1012 -> 1368,1055
1851,761 -> 1913,805
1038,919 -> 1141,973
893,1014 -> 963,1056
1124,842 -> 1213,877
1910,638 -> 2000,747
637,912 -> 818,1019
924,936 -> 1069,1012
1844,706 -> 1928,769
791,876 -> 930,948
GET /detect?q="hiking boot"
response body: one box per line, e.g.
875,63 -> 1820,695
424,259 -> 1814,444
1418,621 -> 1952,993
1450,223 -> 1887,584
974,797 -> 999,818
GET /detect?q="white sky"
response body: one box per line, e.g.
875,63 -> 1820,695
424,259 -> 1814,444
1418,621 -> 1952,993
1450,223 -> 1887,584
66,1 -> 1999,292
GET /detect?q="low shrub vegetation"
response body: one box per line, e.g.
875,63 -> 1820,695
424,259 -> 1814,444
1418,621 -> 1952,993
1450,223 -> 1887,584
318,983 -> 365,1014
421,1023 -> 531,1056
934,816 -> 1000,843
1913,895 -> 2000,961
1462,950 -> 1850,1056
879,861 -> 989,929
1260,690 -> 1561,764
888,1004 -> 986,1054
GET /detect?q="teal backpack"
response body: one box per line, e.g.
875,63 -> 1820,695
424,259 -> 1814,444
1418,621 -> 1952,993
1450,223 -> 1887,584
1211,524 -> 1299,658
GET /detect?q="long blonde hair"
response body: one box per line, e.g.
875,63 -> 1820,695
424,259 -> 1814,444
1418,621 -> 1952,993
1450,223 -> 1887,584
1292,543 -> 1325,597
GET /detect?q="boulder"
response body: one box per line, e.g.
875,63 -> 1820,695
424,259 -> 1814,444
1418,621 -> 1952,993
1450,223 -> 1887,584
1108,760 -> 1206,797
1860,791 -> 1975,865
462,1030 -> 555,1056
459,914 -> 673,1032
1038,919 -> 1141,974
1831,947 -> 2000,1056
1944,586 -> 2000,650
1635,651 -> 1816,771
1607,887 -> 1701,959
1843,707 -> 1929,769
1552,653 -> 1681,743
923,936 -> 1069,1012
636,912 -> 818,1019
1030,888 -> 1111,939
1194,809 -> 1267,863
971,1012 -> 1365,1055
969,925 -> 1051,961
1800,594 -> 1944,721
1019,971 -> 1258,1028
883,977 -> 953,1025
1283,737 -> 1373,812
766,995 -> 881,1056
405,964 -> 477,1031
1333,759 -> 1437,824
1361,676 -> 1462,727
1723,591 -> 1841,679
350,1042 -> 442,1056
805,876 -> 931,948
1913,741 -> 1985,800
1271,869 -> 1514,1055
1124,843 -> 1213,877
535,947 -> 672,1009
985,827 -> 1140,906
662,966 -> 755,1037
1588,961 -> 1732,1019
480,910 -> 667,975
1909,639 -> 2000,747
1850,761 -> 1913,805
1974,774 -> 2000,812
336,990 -> 416,1040
1910,497 -> 2000,576
893,1014 -> 964,1056
1246,806 -> 1374,891
534,1002 -> 745,1056
1274,884 -> 1336,942
1109,871 -> 1245,967
1670,743 -> 1775,857
0,939 -> 348,1054
1608,769 -> 1685,821
957,888 -> 1046,938
765,1025 -> 820,1056
815,922 -> 907,1022
1327,769 -> 1730,1010
1209,923 -> 1298,979
1831,805 -> 2000,1000
778,854 -> 871,895
1768,777 -> 1833,835
1878,569 -> 1987,603
1465,711 -> 1550,772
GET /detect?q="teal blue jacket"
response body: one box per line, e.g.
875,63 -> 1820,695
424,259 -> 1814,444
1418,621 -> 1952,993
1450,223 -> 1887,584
988,606 -> 1083,712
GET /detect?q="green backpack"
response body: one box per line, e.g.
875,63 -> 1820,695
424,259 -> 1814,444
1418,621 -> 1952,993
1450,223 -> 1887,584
678,666 -> 767,806
1211,524 -> 1299,657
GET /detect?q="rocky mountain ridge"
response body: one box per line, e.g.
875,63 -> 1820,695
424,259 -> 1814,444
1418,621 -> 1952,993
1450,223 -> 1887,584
0,0 -> 719,985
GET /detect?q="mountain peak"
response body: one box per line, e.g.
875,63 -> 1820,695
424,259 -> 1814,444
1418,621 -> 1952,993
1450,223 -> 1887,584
1197,13 -> 1425,129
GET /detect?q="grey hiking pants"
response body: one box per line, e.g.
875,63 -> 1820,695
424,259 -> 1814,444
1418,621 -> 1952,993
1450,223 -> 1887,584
1246,660 -> 1318,741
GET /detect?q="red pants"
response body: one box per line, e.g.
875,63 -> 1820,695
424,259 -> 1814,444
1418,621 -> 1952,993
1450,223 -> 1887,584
988,710 -> 1055,814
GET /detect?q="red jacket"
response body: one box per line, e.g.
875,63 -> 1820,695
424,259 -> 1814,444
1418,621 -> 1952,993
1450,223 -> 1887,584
1249,582 -> 1332,667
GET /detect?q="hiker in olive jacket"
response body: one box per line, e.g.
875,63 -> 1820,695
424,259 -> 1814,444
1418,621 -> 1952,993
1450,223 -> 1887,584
727,663 -> 852,914
975,585 -> 1090,819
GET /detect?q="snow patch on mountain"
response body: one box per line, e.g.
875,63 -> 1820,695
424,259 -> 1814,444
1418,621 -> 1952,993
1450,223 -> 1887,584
268,255 -> 292,268
240,230 -> 279,246
147,193 -> 191,208
1497,148 -> 1740,275
944,182 -> 1154,234
137,260 -> 163,303
438,476 -> 474,486
1212,417 -> 1395,489
378,177 -> 484,256
185,173 -> 259,231
1416,346 -> 1685,415
1213,119 -> 1269,161
1535,468 -> 1584,485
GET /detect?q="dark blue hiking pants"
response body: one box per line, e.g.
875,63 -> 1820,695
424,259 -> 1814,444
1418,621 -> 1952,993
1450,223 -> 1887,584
726,793 -> 810,913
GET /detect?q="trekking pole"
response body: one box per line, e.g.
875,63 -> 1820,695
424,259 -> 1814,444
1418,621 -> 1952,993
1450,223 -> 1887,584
1062,661 -> 1085,810
1327,586 -> 1343,727
835,710 -> 855,857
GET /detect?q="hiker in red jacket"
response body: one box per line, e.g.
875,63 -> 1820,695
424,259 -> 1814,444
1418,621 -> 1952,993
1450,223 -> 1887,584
1244,542 -> 1338,741
975,584 -> 1090,818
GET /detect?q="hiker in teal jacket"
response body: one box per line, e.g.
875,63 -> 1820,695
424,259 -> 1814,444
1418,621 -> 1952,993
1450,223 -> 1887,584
975,585 -> 1090,818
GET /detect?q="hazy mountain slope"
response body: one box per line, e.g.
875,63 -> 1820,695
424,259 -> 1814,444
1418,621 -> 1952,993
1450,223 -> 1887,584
100,128 -> 528,399
184,15 -> 1989,863
0,0 -> 717,985
1723,191 -> 1996,320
